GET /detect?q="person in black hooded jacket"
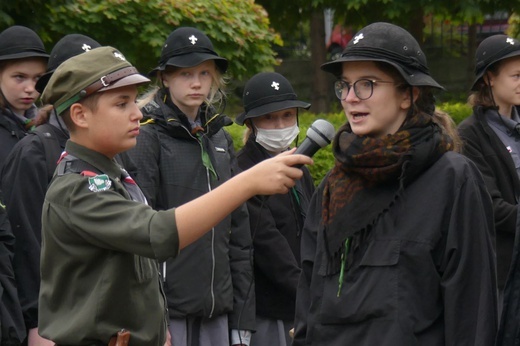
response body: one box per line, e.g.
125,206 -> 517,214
0,26 -> 48,167
457,35 -> 520,345
127,27 -> 254,346
234,72 -> 315,346
0,34 -> 101,346
293,22 -> 497,346
458,36 -> 520,316
0,188 -> 25,345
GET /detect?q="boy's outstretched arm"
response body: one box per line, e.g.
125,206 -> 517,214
175,150 -> 313,249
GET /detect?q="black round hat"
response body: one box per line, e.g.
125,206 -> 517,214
471,34 -> 520,90
36,34 -> 101,93
236,72 -> 311,126
0,25 -> 49,62
321,22 -> 443,90
149,27 -> 228,76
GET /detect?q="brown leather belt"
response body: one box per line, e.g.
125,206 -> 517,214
108,329 -> 130,346
53,329 -> 130,346
83,67 -> 138,96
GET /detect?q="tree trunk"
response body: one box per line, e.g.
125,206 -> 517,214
467,24 -> 477,90
408,6 -> 425,44
310,10 -> 330,113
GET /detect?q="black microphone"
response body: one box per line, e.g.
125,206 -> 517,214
294,119 -> 335,167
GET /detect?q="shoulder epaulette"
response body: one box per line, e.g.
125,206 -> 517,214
142,99 -> 160,114
81,170 -> 99,177
140,118 -> 156,126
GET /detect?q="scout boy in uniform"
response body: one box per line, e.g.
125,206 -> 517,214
37,46 -> 311,346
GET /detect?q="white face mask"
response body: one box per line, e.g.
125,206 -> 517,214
255,123 -> 300,153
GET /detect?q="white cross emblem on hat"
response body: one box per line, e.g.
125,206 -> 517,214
353,33 -> 364,44
271,81 -> 280,90
189,35 -> 198,45
506,37 -> 515,45
113,51 -> 126,61
81,43 -> 92,52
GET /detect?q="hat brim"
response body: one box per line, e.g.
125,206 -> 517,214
321,55 -> 445,90
471,50 -> 520,90
149,53 -> 228,76
0,51 -> 49,62
99,74 -> 151,92
35,70 -> 53,94
236,100 -> 311,126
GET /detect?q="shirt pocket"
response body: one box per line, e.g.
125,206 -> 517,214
133,255 -> 156,283
319,239 -> 400,324
509,149 -> 520,170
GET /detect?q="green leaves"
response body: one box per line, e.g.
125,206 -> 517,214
438,102 -> 472,124
1,0 -> 280,80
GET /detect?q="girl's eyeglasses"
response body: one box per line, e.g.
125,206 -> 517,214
334,79 -> 397,100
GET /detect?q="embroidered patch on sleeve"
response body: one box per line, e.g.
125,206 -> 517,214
88,174 -> 112,192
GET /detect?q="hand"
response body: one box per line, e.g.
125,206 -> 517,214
28,328 -> 54,346
164,329 -> 172,346
246,149 -> 313,195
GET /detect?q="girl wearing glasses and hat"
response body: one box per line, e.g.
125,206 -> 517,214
0,26 -> 48,165
457,35 -> 520,345
235,72 -> 315,346
127,27 -> 254,346
292,22 -> 498,345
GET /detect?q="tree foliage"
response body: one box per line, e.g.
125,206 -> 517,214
255,0 -> 519,111
0,0 -> 282,80
328,0 -> 518,27
508,13 -> 520,38
257,0 -> 519,41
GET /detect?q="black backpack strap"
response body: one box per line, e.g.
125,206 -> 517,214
0,112 -> 25,140
56,154 -> 102,177
32,124 -> 68,181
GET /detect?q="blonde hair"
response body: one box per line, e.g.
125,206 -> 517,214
467,64 -> 501,109
431,109 -> 462,153
242,122 -> 253,145
34,104 -> 54,126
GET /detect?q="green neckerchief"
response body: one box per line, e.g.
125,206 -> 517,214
195,131 -> 218,181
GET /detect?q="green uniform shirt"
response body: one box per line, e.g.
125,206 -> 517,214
39,141 -> 179,345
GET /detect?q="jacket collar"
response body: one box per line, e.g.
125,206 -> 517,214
473,106 -> 520,197
64,140 -> 123,180
141,88 -> 232,138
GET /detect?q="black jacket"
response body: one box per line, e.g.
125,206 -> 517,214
491,106 -> 520,346
0,189 -> 25,345
498,214 -> 520,345
0,121 -> 68,330
237,137 -> 315,321
0,107 -> 30,168
127,91 -> 254,330
293,152 -> 497,345
458,107 -> 519,290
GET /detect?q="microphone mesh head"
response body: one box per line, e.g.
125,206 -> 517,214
307,119 -> 335,147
